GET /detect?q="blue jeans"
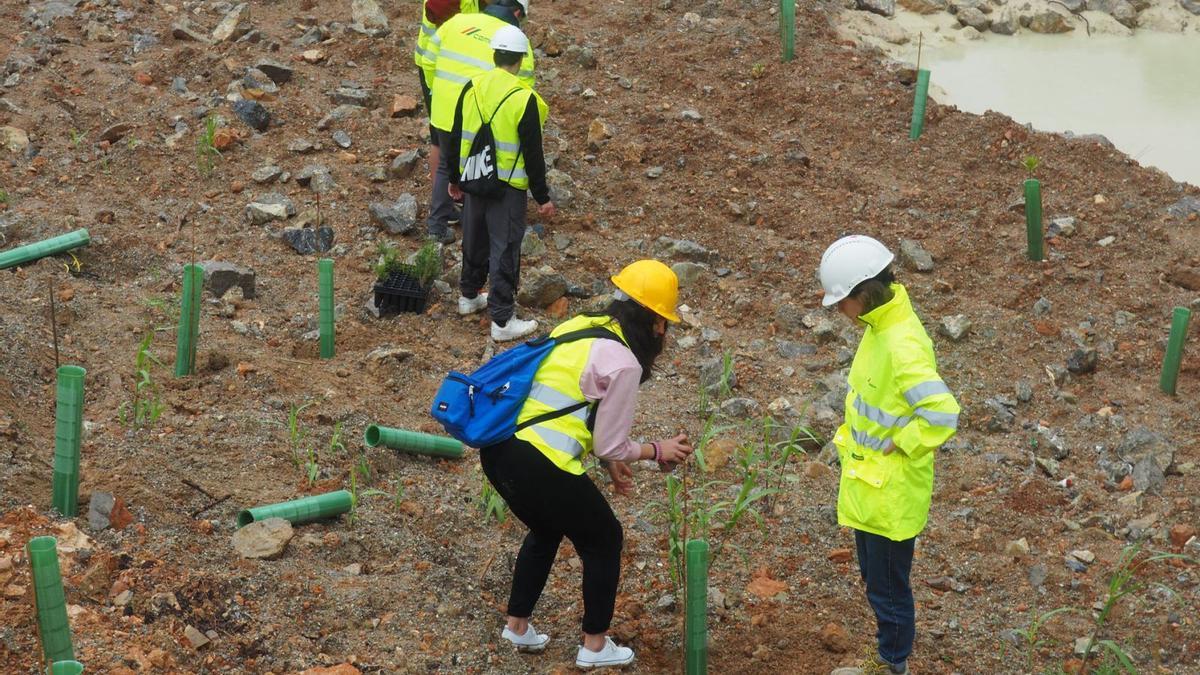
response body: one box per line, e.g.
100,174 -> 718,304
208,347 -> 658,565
854,529 -> 916,667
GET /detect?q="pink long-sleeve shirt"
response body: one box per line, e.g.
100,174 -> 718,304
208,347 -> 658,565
579,339 -> 644,462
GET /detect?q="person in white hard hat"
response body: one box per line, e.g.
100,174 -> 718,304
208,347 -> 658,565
819,235 -> 960,675
447,24 -> 555,342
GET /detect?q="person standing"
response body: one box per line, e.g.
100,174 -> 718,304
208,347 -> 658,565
446,25 -> 553,342
413,0 -> 481,242
423,0 -> 532,244
819,236 -> 961,675
479,259 -> 693,669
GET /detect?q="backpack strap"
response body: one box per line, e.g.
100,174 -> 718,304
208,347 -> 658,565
513,326 -> 626,433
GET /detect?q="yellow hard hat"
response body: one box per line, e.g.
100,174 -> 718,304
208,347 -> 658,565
611,259 -> 680,322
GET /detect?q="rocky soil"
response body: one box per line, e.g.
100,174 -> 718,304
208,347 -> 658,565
2,0 -> 1199,674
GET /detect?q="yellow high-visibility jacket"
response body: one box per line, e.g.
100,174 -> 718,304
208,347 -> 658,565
413,1 -> 480,79
425,12 -> 535,132
834,284 -> 960,541
457,68 -> 548,192
515,315 -> 627,475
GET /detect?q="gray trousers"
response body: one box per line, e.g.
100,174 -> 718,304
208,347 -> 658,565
460,186 -> 527,325
429,128 -> 459,229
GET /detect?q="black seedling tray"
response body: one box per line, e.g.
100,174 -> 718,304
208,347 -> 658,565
373,269 -> 430,316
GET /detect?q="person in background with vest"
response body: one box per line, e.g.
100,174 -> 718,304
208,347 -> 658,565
819,236 -> 960,675
479,260 -> 693,669
413,0 -> 480,241
446,25 -> 554,342
423,0 -> 532,245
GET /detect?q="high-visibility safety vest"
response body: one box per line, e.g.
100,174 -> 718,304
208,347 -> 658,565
459,68 -> 548,191
413,1 -> 480,78
834,283 -> 960,542
515,314 -> 629,476
425,12 -> 535,132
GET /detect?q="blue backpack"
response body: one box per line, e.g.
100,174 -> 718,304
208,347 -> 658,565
430,327 -> 624,448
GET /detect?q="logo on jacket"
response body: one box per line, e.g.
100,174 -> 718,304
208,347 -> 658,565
461,149 -> 494,181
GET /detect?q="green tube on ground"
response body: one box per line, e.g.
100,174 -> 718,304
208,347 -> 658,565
909,69 -> 930,140
1160,307 -> 1192,395
1024,178 -> 1044,262
27,537 -> 74,665
51,366 -> 86,517
685,539 -> 709,675
363,425 -> 464,459
236,489 -> 354,528
174,264 -> 203,377
48,661 -> 84,675
318,258 -> 335,360
779,0 -> 795,62
0,228 -> 91,271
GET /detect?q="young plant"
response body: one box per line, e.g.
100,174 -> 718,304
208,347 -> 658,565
1023,154 -> 1041,179
328,421 -> 346,455
69,129 -> 84,149
410,239 -> 443,287
0,189 -> 9,205
195,116 -> 222,176
118,332 -> 166,429
479,473 -> 508,524
304,446 -> 320,486
287,402 -> 314,467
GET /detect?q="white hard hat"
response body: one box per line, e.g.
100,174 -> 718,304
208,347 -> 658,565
818,235 -> 895,307
490,24 -> 529,53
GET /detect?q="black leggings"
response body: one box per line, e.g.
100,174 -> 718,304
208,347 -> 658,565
480,436 -> 624,635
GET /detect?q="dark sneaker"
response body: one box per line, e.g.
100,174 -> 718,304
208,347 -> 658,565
427,223 -> 455,244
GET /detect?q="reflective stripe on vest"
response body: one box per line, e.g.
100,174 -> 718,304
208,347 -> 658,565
429,14 -> 535,131
514,315 -> 627,475
457,68 -> 547,191
414,1 -> 479,68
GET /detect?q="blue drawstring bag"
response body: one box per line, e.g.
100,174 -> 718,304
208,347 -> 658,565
430,327 -> 622,448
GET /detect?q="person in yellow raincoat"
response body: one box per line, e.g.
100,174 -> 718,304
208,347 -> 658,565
820,235 -> 960,675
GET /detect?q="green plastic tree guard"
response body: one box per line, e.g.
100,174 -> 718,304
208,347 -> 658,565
1024,178 -> 1044,262
1160,307 -> 1192,395
0,229 -> 90,271
27,537 -> 74,665
174,264 -> 203,377
237,489 -> 354,528
48,661 -> 84,675
318,259 -> 335,360
51,366 -> 86,517
363,425 -> 464,459
909,69 -> 930,140
779,0 -> 795,62
685,539 -> 709,675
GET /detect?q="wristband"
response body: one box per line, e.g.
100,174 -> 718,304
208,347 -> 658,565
651,441 -> 661,463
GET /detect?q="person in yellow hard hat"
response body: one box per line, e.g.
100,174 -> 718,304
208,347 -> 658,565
479,260 -> 694,670
819,235 -> 960,675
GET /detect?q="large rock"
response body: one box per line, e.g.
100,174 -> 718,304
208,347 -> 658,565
900,0 -> 948,13
253,59 -> 294,85
899,239 -> 934,272
233,99 -> 270,132
202,261 -> 257,299
517,266 -> 568,308
282,226 -> 335,255
699,355 -> 737,396
1085,0 -> 1137,26
369,196 -> 418,234
938,315 -> 971,341
957,6 -> 992,29
231,517 -> 293,559
1115,428 -> 1174,475
1182,0 -> 1200,16
212,3 -> 249,41
296,165 -> 336,193
836,10 -> 910,45
1,126 -> 29,154
990,8 -> 1020,33
87,492 -> 116,531
655,236 -> 713,262
389,149 -> 421,179
546,169 -> 575,209
1166,196 -> 1200,218
672,262 -> 707,288
856,0 -> 896,16
1027,9 -> 1075,32
244,193 -> 295,225
350,0 -> 390,36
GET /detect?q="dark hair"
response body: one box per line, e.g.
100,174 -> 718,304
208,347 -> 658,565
584,299 -> 665,384
493,50 -> 523,67
849,265 -> 896,315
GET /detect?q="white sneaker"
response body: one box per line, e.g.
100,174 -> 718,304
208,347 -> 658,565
500,623 -> 550,653
575,636 -> 635,669
457,293 -> 488,315
491,317 -> 538,342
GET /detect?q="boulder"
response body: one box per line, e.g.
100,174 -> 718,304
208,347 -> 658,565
231,518 -> 293,559
546,169 -> 575,209
351,0 -> 389,32
957,6 -> 992,29
253,59 -> 294,85
1,126 -> 29,154
202,261 -> 257,299
655,236 -> 713,262
856,0 -> 896,17
1085,0 -> 1137,26
1115,427 -> 1174,475
517,266 -> 568,308
368,195 -> 418,234
899,0 -> 948,13
1027,9 -> 1075,32
671,262 -> 707,287
233,99 -> 270,132
212,3 -> 249,41
899,239 -> 934,272
389,149 -> 421,179
836,10 -> 910,45
990,7 -> 1020,33
282,226 -> 335,255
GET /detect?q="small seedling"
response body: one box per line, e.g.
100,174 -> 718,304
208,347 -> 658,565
1023,155 -> 1041,179
126,136 -> 139,151
69,129 -> 84,149
374,240 -> 442,286
287,402 -> 314,467
118,332 -> 166,428
0,189 -> 9,205
328,422 -> 346,455
304,446 -> 320,486
751,63 -> 766,79
195,116 -> 222,176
